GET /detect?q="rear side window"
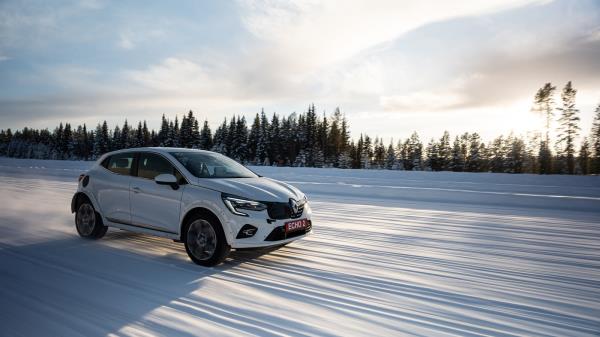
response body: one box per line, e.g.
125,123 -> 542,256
137,153 -> 176,180
106,153 -> 134,175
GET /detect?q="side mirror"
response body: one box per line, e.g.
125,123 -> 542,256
155,174 -> 179,190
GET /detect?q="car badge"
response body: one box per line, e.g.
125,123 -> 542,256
289,199 -> 299,214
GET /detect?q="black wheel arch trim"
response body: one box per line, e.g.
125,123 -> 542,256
180,207 -> 224,241
71,192 -> 92,213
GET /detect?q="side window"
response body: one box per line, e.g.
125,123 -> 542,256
101,156 -> 111,168
174,170 -> 187,185
137,153 -> 176,180
107,153 -> 134,175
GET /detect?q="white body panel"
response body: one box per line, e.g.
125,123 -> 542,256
130,176 -> 184,234
74,147 -> 312,249
93,169 -> 132,223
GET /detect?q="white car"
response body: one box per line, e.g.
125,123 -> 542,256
71,147 -> 312,266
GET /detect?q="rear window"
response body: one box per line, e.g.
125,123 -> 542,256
106,153 -> 134,175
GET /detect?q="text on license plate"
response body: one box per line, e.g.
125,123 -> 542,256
285,219 -> 308,233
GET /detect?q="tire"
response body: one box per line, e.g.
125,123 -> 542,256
183,214 -> 230,267
75,200 -> 108,239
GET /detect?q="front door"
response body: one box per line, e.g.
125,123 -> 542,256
130,152 -> 184,234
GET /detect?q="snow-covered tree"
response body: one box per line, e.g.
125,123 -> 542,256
199,120 -> 213,150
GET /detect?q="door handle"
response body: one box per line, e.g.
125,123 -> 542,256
132,186 -> 141,193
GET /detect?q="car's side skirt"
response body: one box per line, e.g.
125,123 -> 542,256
105,217 -> 180,240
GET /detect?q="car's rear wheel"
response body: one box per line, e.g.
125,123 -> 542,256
75,201 -> 108,239
183,215 -> 230,266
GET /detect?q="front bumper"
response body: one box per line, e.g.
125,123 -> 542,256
224,203 -> 313,249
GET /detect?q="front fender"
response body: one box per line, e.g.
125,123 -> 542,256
180,188 -> 235,243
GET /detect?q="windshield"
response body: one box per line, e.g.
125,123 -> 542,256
169,151 -> 258,179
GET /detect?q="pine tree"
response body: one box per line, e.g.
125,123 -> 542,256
338,150 -> 352,169
269,114 -> 281,164
408,132 -> 422,170
62,123 -> 73,159
199,120 -> 213,150
578,137 -> 590,175
93,124 -> 102,158
340,112 -> 350,154
489,135 -> 505,172
372,137 -> 385,169
82,124 -> 90,160
166,121 -> 176,147
134,121 -> 144,147
506,134 -> 525,173
589,103 -> 600,174
225,117 -> 236,156
328,108 -> 343,166
360,134 -> 372,169
317,113 -> 329,166
173,116 -> 180,147
143,121 -> 150,147
212,119 -> 228,154
227,116 -> 248,162
93,122 -> 109,158
556,81 -> 580,174
466,133 -> 483,172
255,110 -> 270,164
280,114 -> 296,165
305,104 -> 317,165
179,111 -> 192,148
192,119 -> 200,149
313,145 -> 324,168
121,120 -> 131,149
438,131 -> 452,171
158,114 -> 169,146
532,83 -> 556,174
53,123 -> 64,159
112,125 -> 122,151
247,114 -> 260,163
385,140 -> 397,169
425,138 -> 439,171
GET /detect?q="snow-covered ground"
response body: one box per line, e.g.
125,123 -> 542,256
1,157 -> 599,336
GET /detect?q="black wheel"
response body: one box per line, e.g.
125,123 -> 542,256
183,214 -> 230,267
75,201 -> 108,239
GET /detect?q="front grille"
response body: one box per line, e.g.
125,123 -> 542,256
265,199 -> 305,220
264,220 -> 312,241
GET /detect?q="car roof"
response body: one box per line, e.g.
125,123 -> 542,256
105,147 -> 213,155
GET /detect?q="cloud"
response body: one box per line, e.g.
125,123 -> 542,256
125,57 -> 234,96
118,34 -> 134,50
238,0 -> 544,70
0,0 -> 104,50
381,92 -> 466,111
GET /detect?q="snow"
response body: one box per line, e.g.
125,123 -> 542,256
1,157 -> 599,336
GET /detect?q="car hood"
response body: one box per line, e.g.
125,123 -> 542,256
192,177 -> 305,202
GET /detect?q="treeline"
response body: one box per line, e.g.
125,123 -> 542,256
1,82 -> 600,174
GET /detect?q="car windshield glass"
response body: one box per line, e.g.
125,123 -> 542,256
169,151 -> 258,178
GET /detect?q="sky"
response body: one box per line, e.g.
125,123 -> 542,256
1,0 -> 599,142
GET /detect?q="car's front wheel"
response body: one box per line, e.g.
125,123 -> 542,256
183,214 -> 230,266
75,201 -> 108,239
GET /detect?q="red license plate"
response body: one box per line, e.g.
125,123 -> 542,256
285,219 -> 308,233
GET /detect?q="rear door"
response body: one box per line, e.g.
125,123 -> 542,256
95,152 -> 135,224
130,152 -> 185,234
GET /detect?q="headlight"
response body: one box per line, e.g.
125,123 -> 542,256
221,194 -> 268,216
